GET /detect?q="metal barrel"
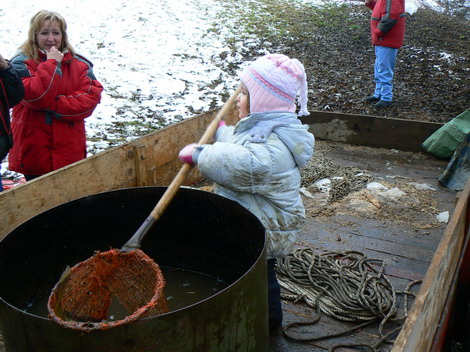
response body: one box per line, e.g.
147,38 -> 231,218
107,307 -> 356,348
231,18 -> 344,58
0,187 -> 268,351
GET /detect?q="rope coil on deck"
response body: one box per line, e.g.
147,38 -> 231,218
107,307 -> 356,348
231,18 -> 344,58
276,247 -> 421,351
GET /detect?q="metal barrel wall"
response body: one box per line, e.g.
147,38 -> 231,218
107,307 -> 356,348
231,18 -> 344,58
0,187 -> 268,352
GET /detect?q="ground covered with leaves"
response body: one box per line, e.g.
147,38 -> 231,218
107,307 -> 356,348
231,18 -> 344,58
213,0 -> 469,123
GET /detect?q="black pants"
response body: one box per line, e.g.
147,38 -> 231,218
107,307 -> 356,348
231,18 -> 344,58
0,135 -> 9,162
267,258 -> 282,331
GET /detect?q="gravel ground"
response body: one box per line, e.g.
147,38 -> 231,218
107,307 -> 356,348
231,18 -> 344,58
214,0 -> 469,123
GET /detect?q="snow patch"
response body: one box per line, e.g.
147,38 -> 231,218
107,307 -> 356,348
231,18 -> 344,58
437,211 -> 449,223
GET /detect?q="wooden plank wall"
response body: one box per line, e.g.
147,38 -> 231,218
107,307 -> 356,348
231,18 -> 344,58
302,111 -> 444,153
0,109 -> 446,240
0,106 -> 239,239
392,179 -> 470,351
0,144 -> 136,239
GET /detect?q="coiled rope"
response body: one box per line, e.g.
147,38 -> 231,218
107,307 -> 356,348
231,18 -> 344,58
276,247 -> 421,351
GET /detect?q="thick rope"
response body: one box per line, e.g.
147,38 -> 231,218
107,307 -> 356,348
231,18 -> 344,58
276,247 -> 421,351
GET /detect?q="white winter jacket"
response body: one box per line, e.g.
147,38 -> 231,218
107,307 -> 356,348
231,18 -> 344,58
196,112 -> 315,259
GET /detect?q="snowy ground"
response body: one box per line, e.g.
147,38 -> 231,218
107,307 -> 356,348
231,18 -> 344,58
0,0 -> 240,154
0,0 -> 441,179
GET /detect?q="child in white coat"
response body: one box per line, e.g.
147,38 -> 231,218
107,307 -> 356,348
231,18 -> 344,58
179,53 -> 315,332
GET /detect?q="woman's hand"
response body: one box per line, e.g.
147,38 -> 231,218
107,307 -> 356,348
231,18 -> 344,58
46,47 -> 64,63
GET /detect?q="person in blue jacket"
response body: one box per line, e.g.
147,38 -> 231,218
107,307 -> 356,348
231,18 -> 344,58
0,53 -> 24,191
178,53 -> 315,333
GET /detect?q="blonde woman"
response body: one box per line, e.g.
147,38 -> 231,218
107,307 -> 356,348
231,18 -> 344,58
8,10 -> 103,180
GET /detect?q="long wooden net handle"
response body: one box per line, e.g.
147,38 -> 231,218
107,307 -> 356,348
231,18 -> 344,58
122,85 -> 241,251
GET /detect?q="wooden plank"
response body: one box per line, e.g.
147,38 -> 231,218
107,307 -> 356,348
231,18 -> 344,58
133,144 -> 148,187
0,108 -> 440,239
313,228 -> 435,263
391,179 -> 470,352
305,213 -> 451,253
0,144 -> 137,238
297,237 -> 428,282
428,194 -> 470,352
301,111 -> 444,153
279,291 -> 411,352
344,222 -> 444,252
112,104 -> 239,188
282,302 -> 378,350
299,219 -> 434,281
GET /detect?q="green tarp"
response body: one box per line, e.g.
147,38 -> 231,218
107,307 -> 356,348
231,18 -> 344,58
422,109 -> 470,159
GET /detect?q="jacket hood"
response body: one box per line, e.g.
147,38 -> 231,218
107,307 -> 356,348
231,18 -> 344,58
235,111 -> 315,168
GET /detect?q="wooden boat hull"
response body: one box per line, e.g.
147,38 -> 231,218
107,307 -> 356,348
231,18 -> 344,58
1,105 -> 468,352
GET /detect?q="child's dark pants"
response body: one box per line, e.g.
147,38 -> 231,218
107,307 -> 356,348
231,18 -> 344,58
267,258 -> 282,331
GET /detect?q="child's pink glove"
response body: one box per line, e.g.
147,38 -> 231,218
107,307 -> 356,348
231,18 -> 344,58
218,120 -> 226,128
178,143 -> 199,165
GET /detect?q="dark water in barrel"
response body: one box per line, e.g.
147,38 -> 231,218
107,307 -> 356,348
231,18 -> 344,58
24,266 -> 227,319
162,266 -> 227,311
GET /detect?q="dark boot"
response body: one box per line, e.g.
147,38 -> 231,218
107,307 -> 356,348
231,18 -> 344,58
375,100 -> 393,108
267,258 -> 283,332
364,95 -> 380,104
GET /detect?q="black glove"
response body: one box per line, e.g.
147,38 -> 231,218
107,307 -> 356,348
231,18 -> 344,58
378,17 -> 397,34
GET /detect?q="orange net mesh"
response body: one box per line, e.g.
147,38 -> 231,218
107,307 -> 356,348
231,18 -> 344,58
48,249 -> 168,332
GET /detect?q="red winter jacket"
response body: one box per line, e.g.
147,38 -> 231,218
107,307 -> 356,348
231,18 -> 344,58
367,0 -> 406,49
8,51 -> 103,175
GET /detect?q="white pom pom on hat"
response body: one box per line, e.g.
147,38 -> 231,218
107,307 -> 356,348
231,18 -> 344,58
240,53 -> 309,116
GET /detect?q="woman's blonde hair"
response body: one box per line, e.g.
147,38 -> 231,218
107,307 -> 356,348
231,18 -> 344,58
19,10 -> 75,60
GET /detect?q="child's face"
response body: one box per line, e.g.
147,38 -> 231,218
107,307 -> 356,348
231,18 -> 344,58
237,85 -> 250,119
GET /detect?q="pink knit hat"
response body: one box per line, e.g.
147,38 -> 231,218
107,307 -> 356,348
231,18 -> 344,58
240,53 -> 309,116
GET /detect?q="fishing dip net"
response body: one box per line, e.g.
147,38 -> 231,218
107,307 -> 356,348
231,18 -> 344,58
48,248 -> 168,332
